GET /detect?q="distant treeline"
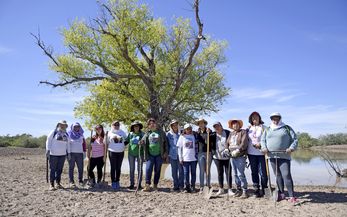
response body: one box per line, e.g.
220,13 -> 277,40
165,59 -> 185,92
297,132 -> 347,149
0,134 -> 47,148
0,132 -> 346,149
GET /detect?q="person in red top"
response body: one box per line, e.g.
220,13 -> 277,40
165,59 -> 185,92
87,125 -> 106,187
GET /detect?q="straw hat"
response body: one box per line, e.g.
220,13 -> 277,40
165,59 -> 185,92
228,119 -> 243,129
130,121 -> 143,132
195,118 -> 208,125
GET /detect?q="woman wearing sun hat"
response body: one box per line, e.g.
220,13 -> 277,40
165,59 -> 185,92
166,119 -> 184,192
177,123 -> 198,193
261,112 -> 298,203
194,118 -> 212,193
125,121 -> 144,190
247,112 -> 268,198
210,121 -> 232,196
46,120 -> 71,190
227,118 -> 249,198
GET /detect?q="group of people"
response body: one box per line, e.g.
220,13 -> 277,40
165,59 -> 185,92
45,111 -> 298,203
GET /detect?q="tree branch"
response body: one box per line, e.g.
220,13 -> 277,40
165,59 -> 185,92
39,76 -> 106,87
31,32 -> 59,66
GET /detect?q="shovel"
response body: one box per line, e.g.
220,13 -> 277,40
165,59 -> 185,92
264,153 -> 273,199
135,144 -> 143,196
83,130 -> 93,186
203,131 -> 213,199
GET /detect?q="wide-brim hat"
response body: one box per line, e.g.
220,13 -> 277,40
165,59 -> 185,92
195,118 -> 208,125
228,119 -> 243,129
130,121 -> 143,131
169,119 -> 179,126
112,121 -> 120,126
270,112 -> 282,119
212,121 -> 222,128
183,123 -> 193,130
57,120 -> 68,127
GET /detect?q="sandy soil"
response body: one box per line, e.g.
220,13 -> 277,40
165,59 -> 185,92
0,147 -> 346,217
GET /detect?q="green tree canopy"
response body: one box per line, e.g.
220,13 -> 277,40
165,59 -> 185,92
33,0 -> 230,128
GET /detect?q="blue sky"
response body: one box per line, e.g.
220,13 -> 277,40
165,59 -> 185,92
0,0 -> 346,137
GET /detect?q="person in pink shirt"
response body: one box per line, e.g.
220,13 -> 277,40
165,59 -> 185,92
87,125 -> 106,187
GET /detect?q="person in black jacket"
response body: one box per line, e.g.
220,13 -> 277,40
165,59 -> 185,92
194,118 -> 212,193
210,122 -> 232,196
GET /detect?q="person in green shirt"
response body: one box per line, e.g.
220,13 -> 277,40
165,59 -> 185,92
125,121 -> 144,190
141,118 -> 168,192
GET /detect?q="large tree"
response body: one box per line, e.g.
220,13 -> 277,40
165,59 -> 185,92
33,0 -> 230,128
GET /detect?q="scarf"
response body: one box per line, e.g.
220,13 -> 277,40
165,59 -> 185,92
270,121 -> 285,130
68,122 -> 84,140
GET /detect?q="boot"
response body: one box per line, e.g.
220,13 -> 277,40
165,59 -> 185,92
153,184 -> 158,191
253,188 -> 261,198
142,184 -> 151,192
240,190 -> 249,199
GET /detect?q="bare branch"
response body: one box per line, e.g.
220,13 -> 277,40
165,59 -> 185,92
39,76 -> 106,87
31,32 -> 59,66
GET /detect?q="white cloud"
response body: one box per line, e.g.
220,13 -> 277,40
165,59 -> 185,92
231,87 -> 304,103
16,108 -> 73,116
0,45 -> 13,54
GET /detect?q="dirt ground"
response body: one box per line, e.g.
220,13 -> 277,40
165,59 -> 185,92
0,147 -> 346,217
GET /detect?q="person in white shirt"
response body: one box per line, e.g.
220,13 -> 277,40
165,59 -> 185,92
177,124 -> 198,193
104,121 -> 127,190
46,120 -> 71,191
247,111 -> 268,198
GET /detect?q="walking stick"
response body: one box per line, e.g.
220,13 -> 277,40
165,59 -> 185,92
264,153 -> 273,199
83,130 -> 93,185
46,157 -> 49,183
203,130 -> 213,199
135,143 -> 143,196
100,131 -> 109,187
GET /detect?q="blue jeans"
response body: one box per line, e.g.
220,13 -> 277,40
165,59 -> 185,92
68,153 -> 84,183
183,161 -> 197,189
248,154 -> 268,189
231,156 -> 248,190
198,152 -> 212,187
128,154 -> 143,186
270,158 -> 294,197
170,158 -> 184,189
145,155 -> 163,185
49,155 -> 66,184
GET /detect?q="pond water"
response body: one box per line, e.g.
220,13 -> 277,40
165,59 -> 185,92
102,149 -> 347,188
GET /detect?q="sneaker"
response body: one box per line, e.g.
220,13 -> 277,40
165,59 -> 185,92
128,185 -> 135,190
56,183 -> 63,189
288,197 -> 299,204
49,184 -> 56,191
111,182 -> 117,190
216,188 -> 224,196
253,189 -> 261,198
116,182 -> 121,190
142,184 -> 151,192
228,189 -> 235,196
153,184 -> 158,191
184,187 -> 192,193
191,187 -> 197,193
240,190 -> 249,199
277,193 -> 286,202
199,188 -> 204,194
233,189 -> 242,197
69,182 -> 76,188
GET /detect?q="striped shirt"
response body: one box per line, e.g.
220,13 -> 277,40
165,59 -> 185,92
91,138 -> 105,158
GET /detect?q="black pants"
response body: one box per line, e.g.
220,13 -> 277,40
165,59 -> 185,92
214,159 -> 232,189
88,156 -> 104,182
109,151 -> 124,183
